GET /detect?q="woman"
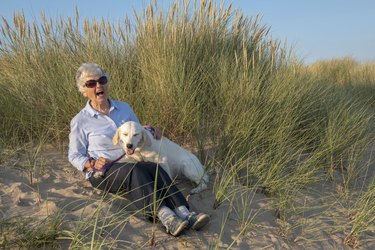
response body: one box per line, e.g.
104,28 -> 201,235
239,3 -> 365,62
68,63 -> 209,236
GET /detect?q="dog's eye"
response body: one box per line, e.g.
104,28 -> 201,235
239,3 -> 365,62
133,133 -> 139,136
123,133 -> 128,136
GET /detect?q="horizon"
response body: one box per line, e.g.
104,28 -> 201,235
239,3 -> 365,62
1,0 -> 375,65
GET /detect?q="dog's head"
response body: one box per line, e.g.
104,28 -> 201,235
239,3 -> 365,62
113,121 -> 152,155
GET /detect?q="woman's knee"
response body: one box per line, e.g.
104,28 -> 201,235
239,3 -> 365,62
109,163 -> 136,178
129,162 -> 172,187
132,162 -> 159,175
139,162 -> 170,177
130,163 -> 153,182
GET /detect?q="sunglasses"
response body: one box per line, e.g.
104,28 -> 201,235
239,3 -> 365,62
84,76 -> 108,88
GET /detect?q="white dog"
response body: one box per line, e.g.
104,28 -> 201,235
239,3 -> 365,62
113,121 -> 209,194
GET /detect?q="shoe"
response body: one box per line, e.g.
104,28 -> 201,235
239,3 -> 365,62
164,216 -> 188,236
186,212 -> 210,230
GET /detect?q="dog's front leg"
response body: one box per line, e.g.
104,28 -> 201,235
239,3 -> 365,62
157,160 -> 173,179
125,152 -> 144,162
118,155 -> 138,163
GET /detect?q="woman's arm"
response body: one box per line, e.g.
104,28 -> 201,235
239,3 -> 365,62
68,118 -> 90,172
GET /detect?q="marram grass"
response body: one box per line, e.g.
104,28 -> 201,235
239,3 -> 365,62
1,0 -> 374,248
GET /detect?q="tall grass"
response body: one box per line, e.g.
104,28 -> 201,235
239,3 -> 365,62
1,0 -> 374,247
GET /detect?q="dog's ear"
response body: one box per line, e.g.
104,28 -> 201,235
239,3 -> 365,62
113,128 -> 121,145
142,128 -> 152,147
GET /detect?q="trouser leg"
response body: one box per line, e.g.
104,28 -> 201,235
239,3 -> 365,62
138,162 -> 189,210
89,162 -> 189,216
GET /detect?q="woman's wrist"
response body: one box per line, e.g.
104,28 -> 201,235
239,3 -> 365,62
84,158 -> 95,171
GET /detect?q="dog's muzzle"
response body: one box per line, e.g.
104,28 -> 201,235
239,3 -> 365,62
125,144 -> 135,155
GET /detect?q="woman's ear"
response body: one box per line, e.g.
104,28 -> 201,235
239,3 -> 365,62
113,128 -> 120,145
142,129 -> 152,147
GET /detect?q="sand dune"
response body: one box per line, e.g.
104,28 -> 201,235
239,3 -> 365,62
0,146 -> 373,249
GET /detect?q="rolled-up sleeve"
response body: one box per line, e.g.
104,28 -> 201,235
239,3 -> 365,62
68,118 -> 89,171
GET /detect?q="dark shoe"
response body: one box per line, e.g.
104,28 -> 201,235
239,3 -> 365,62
164,216 -> 188,236
186,212 -> 210,230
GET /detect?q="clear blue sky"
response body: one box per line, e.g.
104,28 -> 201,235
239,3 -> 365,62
1,0 -> 375,65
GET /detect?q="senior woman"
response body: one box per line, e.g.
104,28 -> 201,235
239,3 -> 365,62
68,63 -> 209,236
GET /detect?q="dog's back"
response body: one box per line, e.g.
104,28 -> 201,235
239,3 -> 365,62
137,135 -> 189,176
138,132 -> 208,194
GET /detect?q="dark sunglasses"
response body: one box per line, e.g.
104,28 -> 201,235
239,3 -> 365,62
85,76 -> 108,88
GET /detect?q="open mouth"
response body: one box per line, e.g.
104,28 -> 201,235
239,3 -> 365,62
95,87 -> 105,97
126,149 -> 134,155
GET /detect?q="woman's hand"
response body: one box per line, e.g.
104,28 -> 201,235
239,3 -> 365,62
143,125 -> 163,140
85,157 -> 111,171
153,127 -> 162,140
93,157 -> 112,170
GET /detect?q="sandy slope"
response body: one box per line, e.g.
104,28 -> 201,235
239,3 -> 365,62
0,146 -> 374,249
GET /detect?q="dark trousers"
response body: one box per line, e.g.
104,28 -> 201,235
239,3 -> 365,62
89,162 -> 189,217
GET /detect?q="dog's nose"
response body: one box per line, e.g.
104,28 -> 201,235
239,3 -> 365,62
126,144 -> 133,149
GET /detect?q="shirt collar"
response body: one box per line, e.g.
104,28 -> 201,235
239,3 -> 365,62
108,99 -> 118,112
84,99 -> 117,117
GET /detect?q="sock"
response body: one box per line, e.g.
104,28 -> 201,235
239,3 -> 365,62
174,205 -> 190,220
158,206 -> 176,226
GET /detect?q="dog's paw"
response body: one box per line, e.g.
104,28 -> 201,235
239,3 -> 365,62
189,183 -> 208,194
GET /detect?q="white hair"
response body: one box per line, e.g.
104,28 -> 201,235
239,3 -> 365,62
75,63 -> 108,95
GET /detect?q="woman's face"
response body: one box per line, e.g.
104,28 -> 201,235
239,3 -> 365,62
83,74 -> 109,105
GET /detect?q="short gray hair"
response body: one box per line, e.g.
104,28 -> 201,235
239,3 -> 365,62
75,63 -> 108,95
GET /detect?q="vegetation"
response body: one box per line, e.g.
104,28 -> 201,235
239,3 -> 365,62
0,0 -> 374,248
0,214 -> 62,249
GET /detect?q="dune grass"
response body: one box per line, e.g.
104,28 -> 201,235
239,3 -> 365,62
1,0 -> 375,248
0,213 -> 62,249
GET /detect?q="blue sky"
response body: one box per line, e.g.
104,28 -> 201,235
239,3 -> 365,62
1,0 -> 375,65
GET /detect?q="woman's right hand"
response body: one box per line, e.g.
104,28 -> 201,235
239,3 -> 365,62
85,157 -> 111,171
93,157 -> 112,170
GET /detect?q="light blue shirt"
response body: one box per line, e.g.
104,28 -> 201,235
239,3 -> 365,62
68,99 -> 139,178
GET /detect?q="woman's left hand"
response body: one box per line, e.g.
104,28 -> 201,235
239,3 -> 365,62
143,125 -> 162,140
153,127 -> 162,140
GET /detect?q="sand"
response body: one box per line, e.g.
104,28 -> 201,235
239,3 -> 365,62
0,145 -> 374,249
